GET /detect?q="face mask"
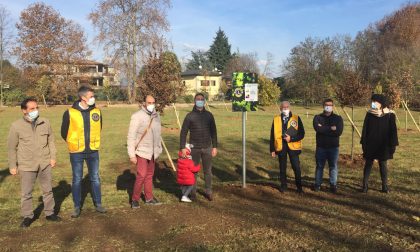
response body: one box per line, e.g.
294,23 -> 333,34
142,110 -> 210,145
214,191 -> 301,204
195,100 -> 205,108
324,106 -> 333,113
282,109 -> 290,116
27,110 -> 39,121
146,104 -> 155,112
371,102 -> 378,110
87,97 -> 95,106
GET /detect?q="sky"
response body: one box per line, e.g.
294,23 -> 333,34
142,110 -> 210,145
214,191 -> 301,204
1,0 -> 410,75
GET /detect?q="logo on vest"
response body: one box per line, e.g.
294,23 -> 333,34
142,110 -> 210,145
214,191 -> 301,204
290,120 -> 297,128
92,113 -> 100,122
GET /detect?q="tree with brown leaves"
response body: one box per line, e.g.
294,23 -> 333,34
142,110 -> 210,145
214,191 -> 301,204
138,51 -> 184,112
14,2 -> 89,104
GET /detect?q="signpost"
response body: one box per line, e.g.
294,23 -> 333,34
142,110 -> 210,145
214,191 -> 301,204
232,72 -> 258,188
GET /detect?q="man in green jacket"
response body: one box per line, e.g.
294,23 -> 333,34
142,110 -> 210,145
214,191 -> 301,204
7,98 -> 61,228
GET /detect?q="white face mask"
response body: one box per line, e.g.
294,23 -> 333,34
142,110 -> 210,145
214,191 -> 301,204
27,110 -> 39,121
371,102 -> 379,110
324,106 -> 333,113
146,104 -> 155,112
87,97 -> 95,106
282,109 -> 290,116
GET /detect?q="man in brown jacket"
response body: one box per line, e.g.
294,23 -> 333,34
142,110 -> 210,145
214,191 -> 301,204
7,98 -> 61,228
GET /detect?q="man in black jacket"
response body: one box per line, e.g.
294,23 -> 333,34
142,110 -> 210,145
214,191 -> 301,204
313,99 -> 343,193
270,101 -> 305,193
180,93 -> 217,201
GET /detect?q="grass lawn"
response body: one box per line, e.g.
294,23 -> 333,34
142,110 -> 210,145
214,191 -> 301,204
0,103 -> 419,251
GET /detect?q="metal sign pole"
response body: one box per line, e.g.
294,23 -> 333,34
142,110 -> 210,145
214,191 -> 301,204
242,110 -> 246,188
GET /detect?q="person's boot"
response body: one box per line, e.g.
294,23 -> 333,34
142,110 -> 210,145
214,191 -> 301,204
20,217 -> 33,228
380,162 -> 389,193
362,164 -> 371,193
330,184 -> 337,194
279,184 -> 287,193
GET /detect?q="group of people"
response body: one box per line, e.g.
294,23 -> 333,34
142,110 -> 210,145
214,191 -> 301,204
7,85 -> 398,228
269,94 -> 398,195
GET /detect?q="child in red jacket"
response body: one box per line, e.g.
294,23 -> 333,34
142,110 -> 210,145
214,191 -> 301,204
177,144 -> 200,202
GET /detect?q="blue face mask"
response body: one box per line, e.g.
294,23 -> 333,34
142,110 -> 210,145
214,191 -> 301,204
27,110 -> 39,121
195,100 -> 205,108
371,102 -> 378,109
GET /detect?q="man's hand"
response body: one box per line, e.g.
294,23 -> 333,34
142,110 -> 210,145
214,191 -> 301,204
10,168 -> 18,175
212,148 -> 218,157
181,148 -> 188,158
50,160 -> 56,168
283,134 -> 291,143
331,126 -> 337,131
130,157 -> 137,165
271,152 -> 276,158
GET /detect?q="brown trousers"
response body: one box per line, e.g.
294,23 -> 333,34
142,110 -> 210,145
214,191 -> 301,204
20,166 -> 55,218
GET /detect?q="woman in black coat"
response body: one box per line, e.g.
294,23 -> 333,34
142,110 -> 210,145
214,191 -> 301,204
360,94 -> 398,193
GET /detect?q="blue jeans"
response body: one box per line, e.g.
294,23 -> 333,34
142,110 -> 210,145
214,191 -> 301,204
315,147 -> 339,186
70,152 -> 102,208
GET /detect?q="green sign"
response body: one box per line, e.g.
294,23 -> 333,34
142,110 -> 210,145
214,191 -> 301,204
232,72 -> 258,112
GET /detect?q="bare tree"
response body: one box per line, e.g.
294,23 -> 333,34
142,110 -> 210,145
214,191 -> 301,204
224,52 -> 260,77
262,52 -> 274,77
0,5 -> 13,107
89,0 -> 171,103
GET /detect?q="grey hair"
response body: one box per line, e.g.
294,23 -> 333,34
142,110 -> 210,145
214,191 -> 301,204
280,101 -> 290,107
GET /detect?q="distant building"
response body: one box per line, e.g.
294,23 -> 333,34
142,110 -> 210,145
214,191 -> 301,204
181,70 -> 222,100
71,60 -> 119,88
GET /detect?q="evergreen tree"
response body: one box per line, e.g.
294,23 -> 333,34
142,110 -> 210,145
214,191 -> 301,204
185,50 -> 212,71
208,27 -> 232,72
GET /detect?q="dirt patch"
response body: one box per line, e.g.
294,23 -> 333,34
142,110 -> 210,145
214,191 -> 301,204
339,154 -> 365,168
1,183 -> 418,251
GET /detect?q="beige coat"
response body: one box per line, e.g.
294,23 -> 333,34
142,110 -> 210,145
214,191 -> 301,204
127,107 -> 162,160
8,117 -> 57,172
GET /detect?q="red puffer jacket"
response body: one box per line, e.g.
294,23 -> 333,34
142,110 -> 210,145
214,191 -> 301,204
177,151 -> 200,186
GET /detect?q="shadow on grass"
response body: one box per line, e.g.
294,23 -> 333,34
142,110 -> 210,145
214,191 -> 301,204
153,161 -> 180,199
0,168 -> 11,184
33,180 -> 72,219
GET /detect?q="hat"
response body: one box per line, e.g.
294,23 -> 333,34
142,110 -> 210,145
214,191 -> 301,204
371,94 -> 387,107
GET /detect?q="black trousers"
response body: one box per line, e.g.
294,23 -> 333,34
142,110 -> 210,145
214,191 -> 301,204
363,159 -> 388,188
278,149 -> 302,189
191,147 -> 213,194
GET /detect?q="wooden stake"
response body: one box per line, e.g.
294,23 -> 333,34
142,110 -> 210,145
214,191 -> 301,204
402,100 -> 420,132
161,136 -> 176,171
341,106 -> 361,138
206,102 -> 212,112
172,103 -> 182,129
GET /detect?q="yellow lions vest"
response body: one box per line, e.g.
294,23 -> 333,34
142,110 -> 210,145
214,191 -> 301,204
66,108 -> 101,153
273,114 -> 302,151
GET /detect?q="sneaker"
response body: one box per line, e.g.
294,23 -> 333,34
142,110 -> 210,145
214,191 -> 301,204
362,185 -> 368,193
381,185 -> 389,193
71,207 -> 81,218
20,217 -> 33,228
204,193 -> 213,201
181,196 -> 192,203
297,187 -> 304,194
95,205 -> 107,213
190,191 -> 197,201
330,185 -> 337,194
46,214 -> 62,222
131,200 -> 140,209
145,198 -> 162,206
279,185 -> 287,193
